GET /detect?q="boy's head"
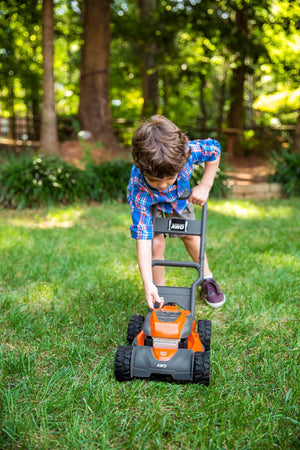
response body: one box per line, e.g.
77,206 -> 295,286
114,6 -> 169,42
132,115 -> 189,179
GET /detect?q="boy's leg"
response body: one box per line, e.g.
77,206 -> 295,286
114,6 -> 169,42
152,233 -> 166,285
180,235 -> 211,276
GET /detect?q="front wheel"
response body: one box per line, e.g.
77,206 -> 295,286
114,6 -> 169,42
193,351 -> 210,385
114,346 -> 133,381
127,315 -> 145,344
197,320 -> 211,351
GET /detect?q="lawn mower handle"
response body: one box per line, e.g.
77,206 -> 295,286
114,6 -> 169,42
151,201 -> 207,271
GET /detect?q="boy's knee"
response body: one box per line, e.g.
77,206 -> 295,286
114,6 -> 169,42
181,234 -> 197,245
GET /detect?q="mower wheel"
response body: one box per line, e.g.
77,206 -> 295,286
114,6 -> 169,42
197,320 -> 212,351
193,351 -> 210,385
127,315 -> 145,344
114,346 -> 133,381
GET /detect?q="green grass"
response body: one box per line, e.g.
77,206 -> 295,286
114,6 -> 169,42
0,199 -> 299,449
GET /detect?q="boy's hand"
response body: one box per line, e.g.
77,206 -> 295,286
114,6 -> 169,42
189,183 -> 210,206
144,282 -> 164,310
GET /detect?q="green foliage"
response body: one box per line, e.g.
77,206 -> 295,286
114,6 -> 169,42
0,154 -> 85,208
0,153 -> 133,208
84,160 -> 133,203
0,152 -> 228,209
270,150 -> 300,196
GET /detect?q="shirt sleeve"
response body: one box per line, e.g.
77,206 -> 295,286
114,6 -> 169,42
127,170 -> 153,240
188,139 -> 221,164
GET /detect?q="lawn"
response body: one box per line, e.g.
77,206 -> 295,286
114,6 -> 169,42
0,199 -> 299,449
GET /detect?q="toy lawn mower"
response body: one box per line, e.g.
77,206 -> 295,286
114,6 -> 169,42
115,201 -> 211,384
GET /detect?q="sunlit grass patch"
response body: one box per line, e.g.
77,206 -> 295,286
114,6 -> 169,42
1,204 -> 84,229
208,198 -> 296,219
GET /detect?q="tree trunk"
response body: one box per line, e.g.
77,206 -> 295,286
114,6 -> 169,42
228,63 -> 245,155
227,4 -> 248,156
199,75 -> 207,135
8,79 -> 16,140
293,109 -> 300,153
217,69 -> 227,141
78,0 -> 119,152
41,0 -> 59,155
138,0 -> 159,118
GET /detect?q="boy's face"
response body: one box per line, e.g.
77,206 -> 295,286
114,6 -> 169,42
144,174 -> 178,191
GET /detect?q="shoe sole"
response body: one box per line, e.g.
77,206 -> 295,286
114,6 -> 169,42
205,295 -> 226,308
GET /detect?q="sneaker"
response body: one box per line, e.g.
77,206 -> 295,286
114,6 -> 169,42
201,278 -> 226,308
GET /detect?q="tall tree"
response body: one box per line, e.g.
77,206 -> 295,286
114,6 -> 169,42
41,0 -> 58,154
78,0 -> 119,152
227,2 -> 249,156
138,0 -> 159,117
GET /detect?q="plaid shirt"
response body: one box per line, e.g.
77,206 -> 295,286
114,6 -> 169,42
127,139 -> 221,239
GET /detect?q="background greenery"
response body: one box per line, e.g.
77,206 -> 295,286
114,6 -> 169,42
0,153 -> 230,209
0,199 -> 299,448
269,151 -> 300,197
0,0 -> 299,149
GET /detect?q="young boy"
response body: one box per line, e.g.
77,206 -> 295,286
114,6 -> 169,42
127,115 -> 225,310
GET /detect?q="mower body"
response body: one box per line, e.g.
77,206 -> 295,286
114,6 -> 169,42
115,202 -> 211,384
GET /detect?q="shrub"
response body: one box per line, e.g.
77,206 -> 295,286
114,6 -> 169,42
269,150 -> 300,197
0,151 -> 228,209
0,154 -> 86,208
84,160 -> 132,202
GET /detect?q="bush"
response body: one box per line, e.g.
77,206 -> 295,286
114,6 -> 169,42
269,150 -> 300,197
84,160 -> 132,203
0,152 -> 228,209
0,154 -> 86,208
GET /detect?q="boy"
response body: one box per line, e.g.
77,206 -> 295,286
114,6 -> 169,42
127,115 -> 225,310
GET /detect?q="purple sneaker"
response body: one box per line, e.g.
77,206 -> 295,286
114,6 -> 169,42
201,278 -> 226,308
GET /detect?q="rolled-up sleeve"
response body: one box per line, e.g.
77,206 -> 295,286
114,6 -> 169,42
189,139 -> 221,163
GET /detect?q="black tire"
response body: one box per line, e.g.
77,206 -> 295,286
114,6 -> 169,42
193,351 -> 210,385
114,346 -> 133,381
197,320 -> 212,351
127,315 -> 145,344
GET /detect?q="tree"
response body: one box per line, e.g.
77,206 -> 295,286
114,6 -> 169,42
41,0 -> 59,154
78,0 -> 119,152
138,0 -> 159,117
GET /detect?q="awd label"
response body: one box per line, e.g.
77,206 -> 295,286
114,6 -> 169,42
168,218 -> 188,233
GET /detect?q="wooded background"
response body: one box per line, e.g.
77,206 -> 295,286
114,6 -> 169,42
0,0 -> 299,157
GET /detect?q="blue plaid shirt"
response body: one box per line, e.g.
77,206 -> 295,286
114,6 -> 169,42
127,139 -> 221,239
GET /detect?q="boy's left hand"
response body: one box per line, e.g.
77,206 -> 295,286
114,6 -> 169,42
189,183 -> 210,206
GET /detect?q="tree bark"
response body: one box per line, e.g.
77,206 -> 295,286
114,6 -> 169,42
293,109 -> 300,153
41,0 -> 59,155
217,69 -> 227,141
78,0 -> 119,152
227,3 -> 248,156
138,0 -> 159,118
199,75 -> 207,135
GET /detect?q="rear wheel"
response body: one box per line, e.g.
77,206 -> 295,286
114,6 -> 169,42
114,346 -> 133,381
193,351 -> 210,385
127,315 -> 145,344
197,320 -> 211,351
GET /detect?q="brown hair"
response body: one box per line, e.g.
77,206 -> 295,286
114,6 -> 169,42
132,115 -> 189,178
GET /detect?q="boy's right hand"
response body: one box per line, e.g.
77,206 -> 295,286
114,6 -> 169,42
144,282 -> 164,310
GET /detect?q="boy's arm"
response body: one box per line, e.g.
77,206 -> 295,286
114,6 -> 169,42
136,239 -> 164,310
189,157 -> 220,206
